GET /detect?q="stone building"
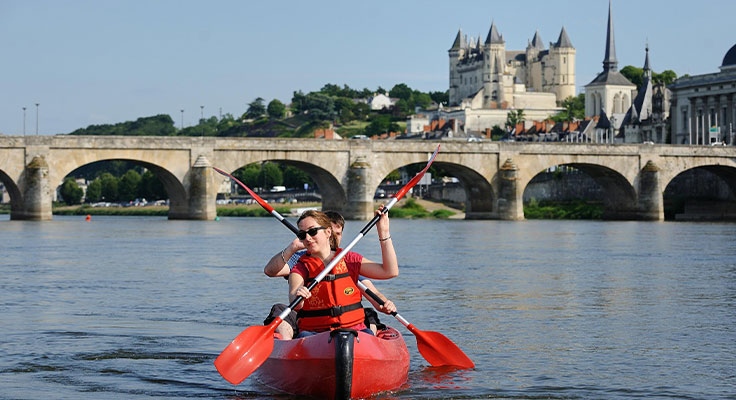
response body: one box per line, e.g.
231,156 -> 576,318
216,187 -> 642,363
584,1 -> 636,127
449,22 -> 576,109
669,43 -> 736,145
619,46 -> 671,143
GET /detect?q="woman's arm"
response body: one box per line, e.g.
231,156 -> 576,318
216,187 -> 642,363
288,272 -> 309,310
264,238 -> 304,277
359,206 -> 398,279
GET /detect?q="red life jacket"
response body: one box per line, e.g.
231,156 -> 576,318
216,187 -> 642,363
296,249 -> 364,332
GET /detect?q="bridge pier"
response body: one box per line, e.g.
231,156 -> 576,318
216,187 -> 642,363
636,161 -> 664,221
169,155 -> 217,220
343,156 -> 373,220
496,159 -> 524,220
12,156 -> 53,221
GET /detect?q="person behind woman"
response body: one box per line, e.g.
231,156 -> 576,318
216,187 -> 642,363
289,208 -> 397,337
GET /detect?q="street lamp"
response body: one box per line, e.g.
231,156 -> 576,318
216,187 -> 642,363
180,109 -> 184,130
22,107 -> 26,136
35,103 -> 39,135
200,105 -> 204,137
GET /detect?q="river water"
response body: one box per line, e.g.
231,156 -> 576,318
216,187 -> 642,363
1,216 -> 734,399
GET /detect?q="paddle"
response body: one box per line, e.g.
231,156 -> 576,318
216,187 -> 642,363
357,281 -> 474,368
213,145 -> 469,384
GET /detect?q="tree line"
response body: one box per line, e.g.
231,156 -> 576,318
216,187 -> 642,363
68,83 -> 449,139
59,168 -> 166,205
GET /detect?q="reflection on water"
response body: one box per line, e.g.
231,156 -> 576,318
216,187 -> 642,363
1,216 -> 735,399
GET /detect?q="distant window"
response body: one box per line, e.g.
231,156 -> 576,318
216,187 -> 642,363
563,57 -> 566,64
682,109 -> 688,128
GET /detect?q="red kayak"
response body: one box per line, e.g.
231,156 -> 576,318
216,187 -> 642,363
253,326 -> 410,399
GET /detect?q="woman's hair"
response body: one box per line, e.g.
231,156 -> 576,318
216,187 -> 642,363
297,210 -> 337,249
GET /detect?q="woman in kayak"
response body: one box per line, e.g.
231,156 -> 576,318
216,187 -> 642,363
289,208 -> 397,337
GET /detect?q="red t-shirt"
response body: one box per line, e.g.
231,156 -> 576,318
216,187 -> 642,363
292,251 -> 363,283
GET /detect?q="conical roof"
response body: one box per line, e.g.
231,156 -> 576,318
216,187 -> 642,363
554,26 -> 573,48
530,30 -> 544,49
449,29 -> 465,51
485,21 -> 504,44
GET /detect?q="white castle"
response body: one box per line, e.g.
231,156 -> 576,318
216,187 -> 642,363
448,22 -> 576,109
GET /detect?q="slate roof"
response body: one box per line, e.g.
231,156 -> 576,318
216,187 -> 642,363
449,29 -> 465,51
530,30 -> 544,49
554,26 -> 573,48
485,21 -> 504,44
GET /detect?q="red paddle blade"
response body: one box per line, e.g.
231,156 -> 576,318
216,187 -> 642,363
214,320 -> 279,384
212,166 -> 275,213
394,145 -> 440,200
409,324 -> 475,369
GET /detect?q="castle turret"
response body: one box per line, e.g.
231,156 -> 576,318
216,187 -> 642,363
525,30 -> 545,91
448,29 -> 466,105
548,26 -> 576,103
483,21 -> 506,108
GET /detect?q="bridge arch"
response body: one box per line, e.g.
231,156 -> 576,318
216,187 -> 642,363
662,164 -> 736,219
0,169 -> 22,214
52,158 -> 188,214
520,160 -> 638,219
371,158 -> 494,219
217,156 -> 348,213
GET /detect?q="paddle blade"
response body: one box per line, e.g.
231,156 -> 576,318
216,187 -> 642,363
408,324 -> 475,369
214,321 -> 278,384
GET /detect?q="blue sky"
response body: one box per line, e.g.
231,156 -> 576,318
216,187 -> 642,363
1,0 -> 734,135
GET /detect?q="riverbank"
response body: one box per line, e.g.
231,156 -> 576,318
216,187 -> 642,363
1,199 -> 605,219
42,198 -> 462,219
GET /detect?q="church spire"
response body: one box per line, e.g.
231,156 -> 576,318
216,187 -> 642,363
602,0 -> 618,72
643,42 -> 651,78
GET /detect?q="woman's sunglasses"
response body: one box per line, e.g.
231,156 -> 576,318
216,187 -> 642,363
296,226 -> 326,240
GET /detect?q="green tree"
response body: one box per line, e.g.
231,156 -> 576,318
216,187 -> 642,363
139,170 -> 167,201
413,92 -> 432,109
506,109 -> 525,129
282,165 -> 313,189
267,99 -> 286,119
60,178 -> 84,205
353,102 -> 370,120
620,65 -> 644,89
552,94 -> 585,122
119,170 -> 142,202
99,173 -> 119,202
389,83 -> 413,102
429,90 -> 449,105
291,90 -> 307,114
364,114 -> 400,136
233,163 -> 261,190
653,70 -> 677,86
245,97 -> 266,119
304,92 -> 335,121
259,162 -> 283,189
86,178 -> 102,203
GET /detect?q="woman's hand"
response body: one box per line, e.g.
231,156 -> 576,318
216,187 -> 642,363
295,285 -> 311,300
375,204 -> 390,240
378,300 -> 396,314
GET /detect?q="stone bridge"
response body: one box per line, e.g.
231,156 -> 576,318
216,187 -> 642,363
1,135 -> 735,221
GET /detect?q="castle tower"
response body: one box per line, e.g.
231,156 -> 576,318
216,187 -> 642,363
584,0 -> 635,118
548,26 -> 576,103
448,29 -> 466,105
525,30 -> 545,91
483,21 -> 506,108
